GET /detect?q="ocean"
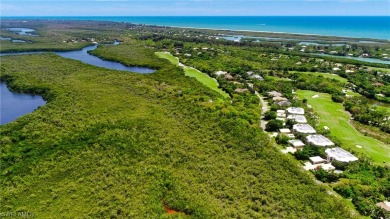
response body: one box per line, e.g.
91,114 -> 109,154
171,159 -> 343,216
2,16 -> 390,40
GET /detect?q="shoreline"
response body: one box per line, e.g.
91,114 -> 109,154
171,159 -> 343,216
141,24 -> 390,42
1,17 -> 389,42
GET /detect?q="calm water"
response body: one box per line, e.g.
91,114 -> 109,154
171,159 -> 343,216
6,28 -> 38,36
0,82 -> 46,125
56,45 -> 155,73
0,44 -> 155,73
0,37 -> 12,40
4,16 -> 389,40
0,36 -> 27,43
0,42 -> 154,124
313,53 -> 390,65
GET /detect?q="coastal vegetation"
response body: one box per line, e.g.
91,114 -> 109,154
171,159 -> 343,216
1,39 -> 356,219
1,19 -> 389,218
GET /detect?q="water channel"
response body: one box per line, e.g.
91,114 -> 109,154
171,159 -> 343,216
0,42 -> 155,125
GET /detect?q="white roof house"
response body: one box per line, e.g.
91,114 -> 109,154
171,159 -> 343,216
306,135 -> 334,147
287,107 -> 304,115
268,91 -> 283,97
289,139 -> 305,148
321,163 -> 336,171
215,70 -> 227,76
251,75 -> 264,80
279,128 -> 291,134
281,147 -> 297,154
325,147 -> 358,162
277,111 -> 287,118
303,162 -> 335,171
276,100 -> 291,107
287,134 -> 295,139
287,115 -> 307,123
376,201 -> 390,212
273,96 -> 288,102
293,124 -> 316,134
309,156 -> 326,164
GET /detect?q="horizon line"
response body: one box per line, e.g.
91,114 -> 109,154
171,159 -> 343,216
2,15 -> 390,17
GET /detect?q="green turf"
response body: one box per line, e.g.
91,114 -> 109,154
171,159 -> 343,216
296,90 -> 390,165
290,71 -> 348,83
266,76 -> 292,81
376,105 -> 390,114
346,91 -> 362,97
365,67 -> 390,73
155,52 -> 180,66
156,52 -> 230,98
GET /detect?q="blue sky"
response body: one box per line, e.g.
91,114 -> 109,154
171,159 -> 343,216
1,0 -> 389,16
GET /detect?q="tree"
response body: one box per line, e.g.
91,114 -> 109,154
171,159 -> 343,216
352,197 -> 375,216
313,168 -> 340,183
331,94 -> 345,103
264,111 -> 277,120
276,134 -> 289,145
265,119 -> 283,132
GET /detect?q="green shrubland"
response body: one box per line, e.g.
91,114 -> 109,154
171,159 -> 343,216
0,41 -> 356,218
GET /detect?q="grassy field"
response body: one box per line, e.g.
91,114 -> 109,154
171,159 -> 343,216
297,90 -> 390,165
366,66 -> 390,73
376,105 -> 390,114
266,76 -> 292,81
155,52 -> 230,98
290,71 -> 348,83
155,52 -> 180,66
346,91 -> 362,97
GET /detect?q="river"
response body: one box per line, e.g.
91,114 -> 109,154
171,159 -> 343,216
0,42 -> 155,125
0,82 -> 46,125
312,53 -> 390,65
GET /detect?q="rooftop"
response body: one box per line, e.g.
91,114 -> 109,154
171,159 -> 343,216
281,146 -> 297,154
309,156 -> 326,164
234,88 -> 249,93
321,163 -> 336,171
303,162 -> 335,171
306,135 -> 334,147
287,107 -> 304,115
376,201 -> 390,212
325,147 -> 358,162
224,74 -> 234,80
276,100 -> 291,107
287,134 -> 295,139
215,70 -> 227,76
251,75 -> 264,80
287,115 -> 307,123
289,139 -> 305,147
293,124 -> 316,134
273,96 -> 288,102
268,91 -> 282,97
279,128 -> 291,133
